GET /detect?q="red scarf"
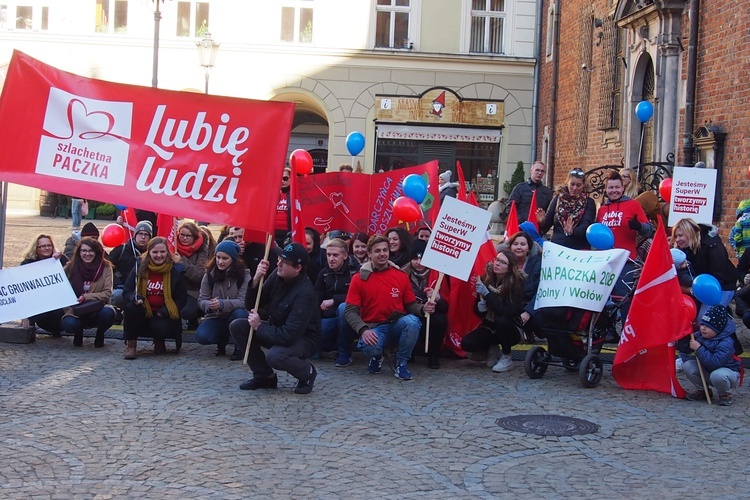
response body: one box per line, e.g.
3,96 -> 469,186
177,232 -> 204,257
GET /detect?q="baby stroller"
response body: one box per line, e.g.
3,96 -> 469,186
523,306 -> 606,388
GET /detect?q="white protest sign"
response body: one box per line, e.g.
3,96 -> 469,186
421,196 -> 492,282
0,258 -> 78,323
668,166 -> 717,226
535,241 -> 629,312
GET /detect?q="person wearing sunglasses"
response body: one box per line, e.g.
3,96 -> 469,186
537,167 -> 596,250
274,167 -> 293,247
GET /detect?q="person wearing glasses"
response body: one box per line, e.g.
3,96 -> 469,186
508,161 -> 554,222
274,167 -> 292,247
20,234 -> 69,337
173,221 -> 213,330
461,250 -> 526,373
230,243 -> 321,394
537,168 -> 597,250
619,167 -> 642,199
107,220 -> 152,308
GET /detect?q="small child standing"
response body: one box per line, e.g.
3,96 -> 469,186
683,305 -> 742,406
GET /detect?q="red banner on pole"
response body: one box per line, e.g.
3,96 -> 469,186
0,51 -> 294,234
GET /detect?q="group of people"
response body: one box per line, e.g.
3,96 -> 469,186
17,161 -> 745,403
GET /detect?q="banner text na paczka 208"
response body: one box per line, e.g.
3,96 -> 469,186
0,50 -> 294,233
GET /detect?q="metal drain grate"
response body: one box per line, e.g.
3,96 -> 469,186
496,414 -> 599,436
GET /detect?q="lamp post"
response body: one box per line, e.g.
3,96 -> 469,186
150,0 -> 166,88
196,32 -> 220,94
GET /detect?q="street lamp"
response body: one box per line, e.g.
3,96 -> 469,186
150,0 -> 169,88
196,32 -> 220,94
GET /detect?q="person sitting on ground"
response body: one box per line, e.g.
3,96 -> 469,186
461,250 -> 526,373
196,240 -> 251,358
63,222 -> 100,260
315,238 -> 359,366
683,305 -> 743,406
122,237 -> 188,359
173,221 -> 212,329
402,239 -> 448,369
230,243 -> 320,395
107,220 -> 152,308
344,235 -> 434,381
506,231 -> 543,343
537,168 -> 596,250
348,232 -> 370,267
386,226 -> 413,268
62,238 -> 116,348
20,234 -> 69,336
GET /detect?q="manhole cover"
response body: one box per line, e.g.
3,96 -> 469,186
496,414 -> 599,436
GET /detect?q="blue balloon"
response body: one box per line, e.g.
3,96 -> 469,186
346,132 -> 365,156
585,223 -> 614,250
402,174 -> 428,204
692,274 -> 722,306
114,204 -> 127,210
635,100 -> 654,123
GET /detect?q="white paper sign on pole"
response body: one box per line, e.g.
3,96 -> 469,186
0,258 -> 78,323
667,166 -> 717,226
535,241 -> 629,312
420,196 -> 492,282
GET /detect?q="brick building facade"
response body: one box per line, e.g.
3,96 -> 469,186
536,0 -> 749,239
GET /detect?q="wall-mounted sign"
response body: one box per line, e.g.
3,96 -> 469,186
375,88 -> 504,127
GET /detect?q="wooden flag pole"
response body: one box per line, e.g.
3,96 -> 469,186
690,333 -> 712,405
243,233 -> 274,366
424,272 -> 445,353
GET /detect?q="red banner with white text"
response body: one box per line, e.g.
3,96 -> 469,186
0,51 -> 294,234
296,162 -> 439,235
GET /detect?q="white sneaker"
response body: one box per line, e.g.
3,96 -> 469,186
675,357 -> 683,372
492,354 -> 513,372
486,344 -> 501,367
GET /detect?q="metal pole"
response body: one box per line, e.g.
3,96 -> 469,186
204,69 -> 209,94
151,0 -> 161,88
0,181 -> 8,269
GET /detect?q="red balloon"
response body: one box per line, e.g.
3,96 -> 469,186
101,223 -> 127,247
659,178 -> 673,202
392,196 -> 422,223
680,293 -> 697,322
289,149 -> 313,175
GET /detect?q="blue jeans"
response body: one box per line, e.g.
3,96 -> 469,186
196,309 -> 248,346
321,303 -> 357,356
71,198 -> 83,228
61,306 -> 116,335
356,314 -> 421,365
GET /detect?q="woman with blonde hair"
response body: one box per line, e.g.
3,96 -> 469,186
620,167 -> 641,199
20,234 -> 69,336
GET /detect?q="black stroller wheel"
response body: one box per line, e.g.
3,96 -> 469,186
524,346 -> 548,379
578,353 -> 603,388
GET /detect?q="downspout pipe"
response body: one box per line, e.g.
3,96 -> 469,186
548,0 -> 561,182
682,0 -> 700,163
530,0 -> 544,166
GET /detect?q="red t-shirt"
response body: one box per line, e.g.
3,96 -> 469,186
346,266 -> 417,324
146,272 -> 166,310
596,198 -> 649,259
275,190 -> 289,231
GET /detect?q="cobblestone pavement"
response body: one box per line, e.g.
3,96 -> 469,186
1,335 -> 748,499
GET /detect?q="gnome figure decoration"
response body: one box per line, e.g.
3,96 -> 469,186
430,91 -> 446,118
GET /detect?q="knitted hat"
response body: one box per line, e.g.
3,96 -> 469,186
410,239 -> 427,260
670,248 -> 686,267
700,305 -> 728,334
80,222 -> 99,238
439,170 -> 452,183
277,242 -> 309,266
134,220 -> 153,237
215,240 -> 240,260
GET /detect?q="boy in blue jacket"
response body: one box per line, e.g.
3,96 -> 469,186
684,305 -> 742,406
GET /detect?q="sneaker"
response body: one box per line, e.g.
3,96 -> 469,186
334,354 -> 353,367
486,344 -> 501,367
675,357 -> 683,372
294,365 -> 317,394
685,388 -> 713,401
718,394 -> 733,406
492,354 -> 513,373
394,363 -> 413,381
239,374 -> 278,390
367,356 -> 383,374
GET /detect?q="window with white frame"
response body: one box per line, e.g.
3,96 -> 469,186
2,3 -> 48,31
176,1 -> 209,37
469,0 -> 505,54
280,0 -> 314,44
375,0 -> 411,49
95,0 -> 128,34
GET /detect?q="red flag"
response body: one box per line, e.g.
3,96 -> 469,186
612,221 -> 688,398
526,188 -> 540,232
504,200 -> 519,238
156,213 -> 179,254
289,172 -> 306,245
455,161 -> 468,202
120,207 -> 138,236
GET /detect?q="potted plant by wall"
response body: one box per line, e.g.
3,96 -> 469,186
95,203 -> 116,220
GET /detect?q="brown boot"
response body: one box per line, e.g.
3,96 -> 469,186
124,340 -> 137,359
154,339 -> 167,355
